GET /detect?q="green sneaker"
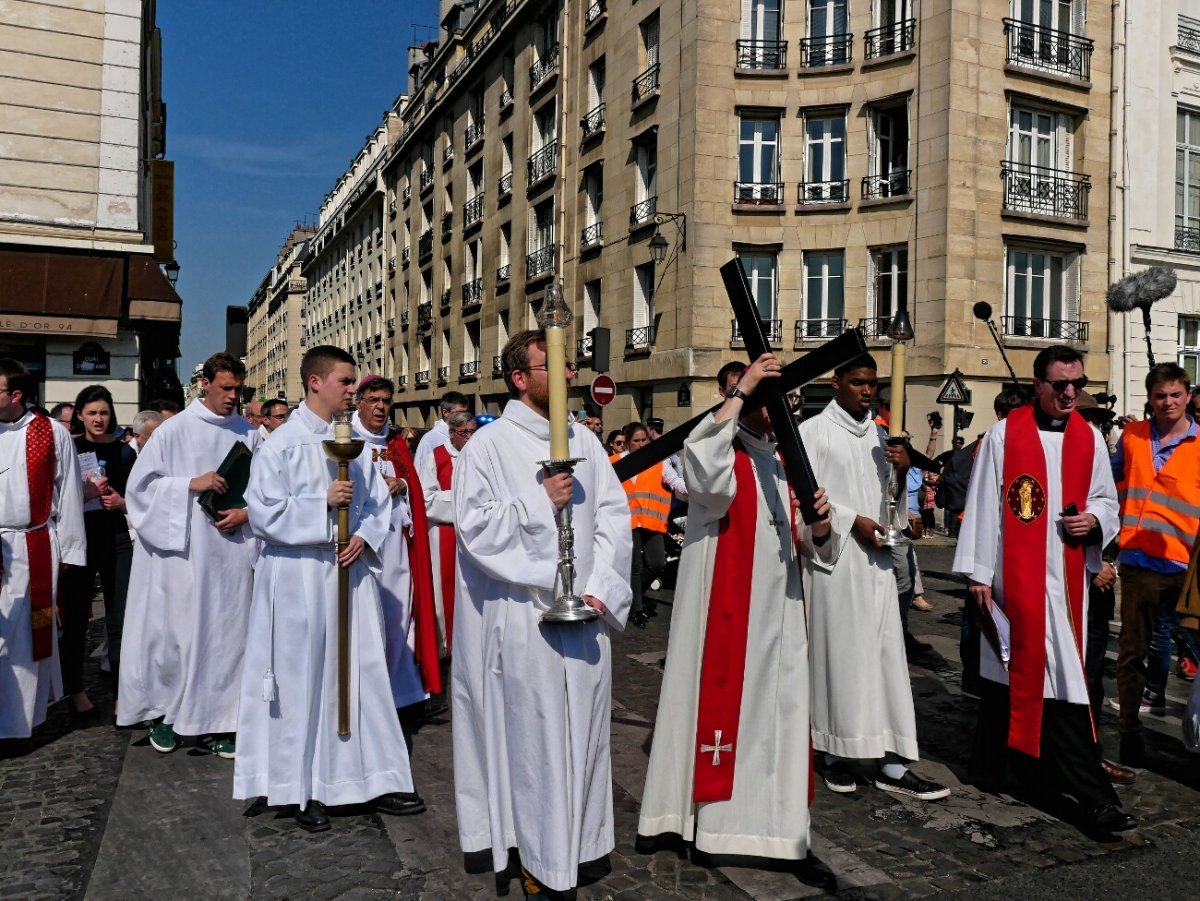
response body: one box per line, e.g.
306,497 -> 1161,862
202,736 -> 236,759
148,722 -> 177,754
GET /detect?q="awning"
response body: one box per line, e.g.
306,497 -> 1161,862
126,254 -> 183,322
0,248 -> 123,319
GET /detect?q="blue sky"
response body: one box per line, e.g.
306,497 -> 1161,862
158,1 -> 438,374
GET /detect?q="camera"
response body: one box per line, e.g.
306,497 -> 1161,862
927,411 -> 943,429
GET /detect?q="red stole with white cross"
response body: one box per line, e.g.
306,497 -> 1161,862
692,443 -> 757,802
433,442 -> 457,654
22,414 -> 56,661
1001,405 -> 1092,757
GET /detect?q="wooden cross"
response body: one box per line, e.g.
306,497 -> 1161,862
700,729 -> 733,766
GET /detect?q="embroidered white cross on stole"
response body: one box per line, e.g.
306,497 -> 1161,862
700,729 -> 733,765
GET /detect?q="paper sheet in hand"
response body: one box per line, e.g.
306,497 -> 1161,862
978,602 -> 1012,669
197,442 -> 254,520
78,451 -> 103,513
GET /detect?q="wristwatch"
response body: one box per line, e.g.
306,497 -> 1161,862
728,387 -> 751,402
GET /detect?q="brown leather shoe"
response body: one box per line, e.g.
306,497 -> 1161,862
1101,757 -> 1137,785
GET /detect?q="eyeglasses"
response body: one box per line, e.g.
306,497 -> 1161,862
266,413 -> 288,420
451,428 -> 477,437
1043,376 -> 1088,393
523,361 -> 578,373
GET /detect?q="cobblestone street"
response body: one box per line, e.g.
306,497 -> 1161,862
4,542 -> 1200,900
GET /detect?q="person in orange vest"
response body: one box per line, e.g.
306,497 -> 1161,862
1112,362 -> 1200,767
611,421 -> 686,628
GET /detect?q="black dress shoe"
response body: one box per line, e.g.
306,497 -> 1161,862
631,612 -> 649,629
295,800 -> 331,832
1085,803 -> 1136,834
375,792 -> 426,816
793,851 -> 837,892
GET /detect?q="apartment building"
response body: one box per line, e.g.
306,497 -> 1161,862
0,0 -> 183,421
244,224 -> 315,403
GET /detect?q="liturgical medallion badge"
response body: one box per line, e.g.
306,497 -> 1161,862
1005,474 -> 1046,523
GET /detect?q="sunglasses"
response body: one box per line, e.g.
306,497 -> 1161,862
1042,376 -> 1088,393
612,439 -> 626,447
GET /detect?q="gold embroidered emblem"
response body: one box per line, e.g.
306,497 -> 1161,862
1005,474 -> 1046,523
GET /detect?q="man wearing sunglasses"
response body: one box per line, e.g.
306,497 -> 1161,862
954,345 -> 1131,835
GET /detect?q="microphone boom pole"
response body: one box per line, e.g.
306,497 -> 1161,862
972,302 -> 1022,393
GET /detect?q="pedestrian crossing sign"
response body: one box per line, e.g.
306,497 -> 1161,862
936,370 -> 970,405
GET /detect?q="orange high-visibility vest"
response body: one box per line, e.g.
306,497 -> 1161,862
1117,420 -> 1200,566
610,453 -> 671,532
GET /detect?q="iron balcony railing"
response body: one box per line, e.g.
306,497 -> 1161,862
388,256 -> 396,274
801,32 -> 853,67
440,288 -> 452,308
585,0 -> 606,29
438,367 -> 449,383
401,246 -> 411,265
499,172 -> 513,197
493,355 -> 504,376
401,309 -> 410,328
581,103 -> 606,140
856,316 -> 895,340
731,318 -> 783,344
577,334 -> 594,359
864,19 -> 915,59
374,335 -> 382,349
581,222 -> 603,249
1180,21 -> 1200,52
626,324 -> 657,349
528,142 -> 557,184
416,370 -> 430,386
402,185 -> 411,204
734,181 -> 784,204
630,196 -> 657,226
420,169 -> 434,192
387,317 -> 395,335
1002,316 -> 1089,342
798,179 -> 850,204
1176,224 -> 1200,253
500,87 -> 514,110
526,245 -> 555,280
388,200 -> 397,218
443,144 -> 455,165
460,360 -> 480,378
462,278 -> 483,309
1003,18 -> 1093,81
398,374 -> 408,388
632,64 -> 660,104
497,263 -> 511,281
530,47 -> 559,90
1001,162 -> 1090,220
419,230 -> 434,259
862,169 -> 911,199
736,39 -> 787,69
464,193 -> 484,227
465,119 -> 485,150
796,318 -> 848,341
441,212 -> 453,239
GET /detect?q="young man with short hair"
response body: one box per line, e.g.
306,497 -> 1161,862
259,399 -> 289,436
414,390 -> 469,468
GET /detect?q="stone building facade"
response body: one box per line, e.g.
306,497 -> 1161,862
244,224 -> 315,403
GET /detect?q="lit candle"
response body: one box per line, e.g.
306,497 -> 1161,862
889,341 -> 906,439
335,419 -> 353,442
545,324 -> 570,460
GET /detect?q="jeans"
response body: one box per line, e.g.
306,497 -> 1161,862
59,518 -> 132,698
1117,565 -> 1186,735
630,528 -> 666,616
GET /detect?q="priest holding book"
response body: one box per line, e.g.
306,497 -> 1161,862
118,352 -> 261,756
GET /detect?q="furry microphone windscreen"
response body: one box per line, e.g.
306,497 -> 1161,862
1106,267 -> 1178,312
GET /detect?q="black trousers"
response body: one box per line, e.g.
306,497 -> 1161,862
1085,583 -> 1116,733
630,528 -> 666,616
59,520 -> 132,698
970,680 -> 1118,812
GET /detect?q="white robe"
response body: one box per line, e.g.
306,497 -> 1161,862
798,399 -> 919,761
413,419 -> 449,469
233,402 -> 415,807
118,400 -> 261,734
639,415 -> 830,859
451,400 -> 632,892
952,419 -> 1119,700
353,412 -> 425,708
417,438 -> 457,654
0,411 -> 86,738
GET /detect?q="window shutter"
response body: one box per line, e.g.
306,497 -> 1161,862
867,249 -> 879,319
867,110 -> 879,179
741,0 -> 754,40
1065,254 -> 1081,323
633,271 -> 648,327
1057,113 -> 1073,171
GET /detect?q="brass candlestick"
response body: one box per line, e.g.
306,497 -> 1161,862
538,457 -> 599,624
322,417 -> 364,737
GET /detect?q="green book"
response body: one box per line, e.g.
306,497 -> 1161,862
197,441 -> 254,521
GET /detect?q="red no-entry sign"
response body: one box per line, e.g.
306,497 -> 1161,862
590,374 -> 617,406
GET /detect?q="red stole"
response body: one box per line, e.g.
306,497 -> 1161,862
387,434 -> 442,695
692,444 -> 757,802
1001,405 -> 1092,757
15,414 -> 56,661
433,443 -> 457,655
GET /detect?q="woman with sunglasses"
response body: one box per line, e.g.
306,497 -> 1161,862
606,430 -> 625,456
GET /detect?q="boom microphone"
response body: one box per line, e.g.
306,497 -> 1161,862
1106,267 -> 1178,366
972,300 -> 1022,394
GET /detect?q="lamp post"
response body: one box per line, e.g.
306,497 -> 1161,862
647,212 -> 686,265
164,260 -> 180,287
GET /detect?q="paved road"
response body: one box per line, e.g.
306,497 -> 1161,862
3,542 -> 1200,900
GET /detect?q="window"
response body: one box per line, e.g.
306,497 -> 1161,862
632,141 -> 658,223
869,246 -> 907,331
804,250 -> 845,324
1004,106 -> 1084,217
588,59 -> 606,111
1012,0 -> 1080,35
465,321 -> 480,365
420,338 -> 431,370
499,222 -> 511,271
498,309 -> 510,356
641,13 -> 660,69
738,116 -> 782,202
738,252 -> 779,319
802,112 -> 847,201
533,101 -> 557,152
876,0 -> 911,27
530,200 -> 554,252
1004,246 -> 1081,338
441,330 -> 451,373
867,102 -> 909,196
740,0 -> 784,68
1007,0 -> 1088,79
1177,109 -> 1200,251
1179,317 -> 1200,384
584,279 -> 601,333
807,0 -> 850,65
583,168 -> 603,246
420,270 -> 431,304
633,263 -> 655,329
465,239 -> 482,284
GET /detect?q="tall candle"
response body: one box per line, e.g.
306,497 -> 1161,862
889,340 -> 906,439
335,419 -> 353,442
545,325 -> 570,460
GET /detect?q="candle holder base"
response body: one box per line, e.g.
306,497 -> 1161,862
541,592 -> 601,623
536,457 -> 600,624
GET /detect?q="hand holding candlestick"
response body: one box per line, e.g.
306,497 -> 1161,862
878,310 -> 915,548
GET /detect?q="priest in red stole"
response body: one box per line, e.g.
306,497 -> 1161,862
637,354 -> 836,889
953,344 -> 1132,835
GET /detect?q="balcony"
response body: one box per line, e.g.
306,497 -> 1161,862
387,317 -> 395,336
798,179 -> 850,205
398,374 -> 408,389
734,181 -> 784,205
864,19 -> 915,60
1181,20 -> 1200,53
1003,18 -> 1093,82
499,172 -> 513,198
625,324 -> 657,351
493,355 -> 504,376
1176,225 -> 1200,253
731,318 -> 783,345
1002,316 -> 1089,342
464,193 -> 484,228
388,256 -> 397,274
795,318 -> 848,342
585,0 -> 606,30
460,360 -> 480,380
417,301 -> 433,327
736,39 -> 787,70
497,263 -> 511,282
577,334 -> 593,361
416,370 -> 431,387
440,288 -> 452,309
581,103 -> 606,141
441,212 -> 453,240
465,119 -> 485,152
526,245 -> 555,281
580,222 -> 603,250
530,47 -> 559,92
632,64 -> 660,106
419,230 -> 434,260
862,169 -> 911,200
401,309 -> 410,328
388,200 -> 397,219
374,335 -> 382,349
629,196 -> 657,226
437,366 -> 449,384
1001,162 -> 1090,221
402,246 -> 411,265
856,316 -> 895,340
800,33 -> 853,67
462,278 -> 483,311
499,87 -> 514,113
527,142 -> 557,186
443,144 -> 455,166
403,185 -> 411,205
420,169 -> 434,193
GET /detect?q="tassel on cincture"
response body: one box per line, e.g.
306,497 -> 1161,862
262,671 -> 277,703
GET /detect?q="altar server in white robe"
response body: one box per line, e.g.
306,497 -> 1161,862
953,344 -> 1132,834
234,345 -> 424,833
798,355 -> 950,800
118,353 -> 260,756
0,359 -> 86,739
353,376 -> 425,710
637,355 -> 837,890
413,390 -> 469,468
452,329 -> 632,895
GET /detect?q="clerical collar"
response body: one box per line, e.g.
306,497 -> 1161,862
737,423 -> 766,442
1032,404 -> 1067,432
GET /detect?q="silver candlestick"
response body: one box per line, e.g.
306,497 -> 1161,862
878,437 -> 908,548
538,457 -> 600,624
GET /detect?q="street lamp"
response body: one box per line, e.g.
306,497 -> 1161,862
647,212 -> 686,265
164,260 -> 180,287
649,229 -> 670,264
